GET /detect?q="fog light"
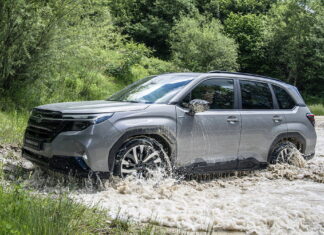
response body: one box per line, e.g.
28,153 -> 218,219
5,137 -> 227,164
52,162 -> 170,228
82,153 -> 88,161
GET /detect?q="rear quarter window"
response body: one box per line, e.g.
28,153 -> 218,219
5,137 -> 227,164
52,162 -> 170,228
272,85 -> 296,109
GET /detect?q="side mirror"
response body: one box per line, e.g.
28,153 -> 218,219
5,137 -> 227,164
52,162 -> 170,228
188,99 -> 209,115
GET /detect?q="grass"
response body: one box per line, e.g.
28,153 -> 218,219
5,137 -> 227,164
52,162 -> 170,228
0,185 -> 111,235
0,111 -> 29,145
0,183 -> 165,235
309,104 -> 324,116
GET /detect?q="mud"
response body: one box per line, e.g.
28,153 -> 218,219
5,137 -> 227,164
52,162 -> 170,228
1,117 -> 324,234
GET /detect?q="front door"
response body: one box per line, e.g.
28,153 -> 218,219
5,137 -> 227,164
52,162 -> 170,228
176,78 -> 241,172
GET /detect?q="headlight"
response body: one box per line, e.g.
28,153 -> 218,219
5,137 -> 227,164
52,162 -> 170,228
62,113 -> 114,131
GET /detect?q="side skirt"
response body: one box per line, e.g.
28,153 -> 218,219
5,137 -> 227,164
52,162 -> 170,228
176,158 -> 268,175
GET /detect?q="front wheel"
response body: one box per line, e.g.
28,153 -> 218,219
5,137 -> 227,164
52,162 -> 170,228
114,137 -> 172,178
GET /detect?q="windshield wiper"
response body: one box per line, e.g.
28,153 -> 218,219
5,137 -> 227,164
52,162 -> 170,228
124,100 -> 141,103
107,99 -> 141,103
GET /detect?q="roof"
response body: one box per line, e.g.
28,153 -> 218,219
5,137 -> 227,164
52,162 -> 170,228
207,70 -> 285,83
164,71 -> 288,85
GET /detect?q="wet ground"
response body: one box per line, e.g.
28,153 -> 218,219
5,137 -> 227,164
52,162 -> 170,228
1,117 -> 324,234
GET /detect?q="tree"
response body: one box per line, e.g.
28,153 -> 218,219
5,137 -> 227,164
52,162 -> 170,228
224,13 -> 265,73
109,0 -> 197,58
169,15 -> 239,72
0,0 -> 73,91
196,0 -> 277,21
261,0 -> 324,94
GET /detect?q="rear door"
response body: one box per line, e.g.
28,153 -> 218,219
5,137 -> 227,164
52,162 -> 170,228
238,80 -> 288,166
176,78 -> 241,171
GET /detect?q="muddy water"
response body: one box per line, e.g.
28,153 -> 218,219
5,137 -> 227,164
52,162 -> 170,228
73,118 -> 324,234
1,118 -> 324,234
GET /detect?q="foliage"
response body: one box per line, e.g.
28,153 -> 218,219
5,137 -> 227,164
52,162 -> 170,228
0,0 -> 177,111
0,0 -> 73,91
0,0 -> 323,110
260,0 -> 324,94
196,0 -> 277,20
169,15 -> 239,72
109,0 -> 198,58
224,13 -> 265,72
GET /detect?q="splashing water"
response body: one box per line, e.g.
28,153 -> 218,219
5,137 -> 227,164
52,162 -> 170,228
287,148 -> 307,168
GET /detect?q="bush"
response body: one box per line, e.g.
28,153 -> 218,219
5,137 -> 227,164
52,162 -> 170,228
169,14 -> 239,72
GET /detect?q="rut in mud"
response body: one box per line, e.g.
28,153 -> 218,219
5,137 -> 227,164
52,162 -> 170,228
1,118 -> 324,234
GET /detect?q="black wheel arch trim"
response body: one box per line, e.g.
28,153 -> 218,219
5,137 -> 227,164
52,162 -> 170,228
108,127 -> 176,172
267,132 -> 306,162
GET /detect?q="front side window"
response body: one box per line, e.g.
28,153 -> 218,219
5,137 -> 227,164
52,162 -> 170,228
272,85 -> 296,109
183,79 -> 235,109
240,80 -> 273,109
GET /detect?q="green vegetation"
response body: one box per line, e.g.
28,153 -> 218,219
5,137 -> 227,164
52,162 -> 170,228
0,185 -> 108,234
0,183 -> 164,234
0,111 -> 28,144
170,15 -> 239,71
309,104 -> 324,116
0,0 -> 323,113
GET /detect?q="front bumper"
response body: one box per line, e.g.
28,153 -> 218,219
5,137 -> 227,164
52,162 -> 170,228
22,149 -> 92,177
22,119 -> 122,173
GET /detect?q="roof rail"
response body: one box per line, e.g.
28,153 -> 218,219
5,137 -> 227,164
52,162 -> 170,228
208,70 -> 284,83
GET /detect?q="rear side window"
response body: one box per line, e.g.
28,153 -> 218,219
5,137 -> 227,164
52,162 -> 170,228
240,80 -> 273,109
272,85 -> 296,109
183,79 -> 235,109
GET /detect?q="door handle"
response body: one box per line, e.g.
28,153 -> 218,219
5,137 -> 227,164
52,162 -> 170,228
273,115 -> 283,123
227,116 -> 239,124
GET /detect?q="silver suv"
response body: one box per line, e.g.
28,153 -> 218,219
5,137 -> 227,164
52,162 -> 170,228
22,72 -> 317,177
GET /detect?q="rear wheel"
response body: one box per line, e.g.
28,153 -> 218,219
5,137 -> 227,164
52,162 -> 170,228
114,137 -> 171,178
270,141 -> 298,164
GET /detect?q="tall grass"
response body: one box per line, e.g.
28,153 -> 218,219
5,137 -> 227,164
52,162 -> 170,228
0,185 -> 110,234
0,111 -> 29,145
0,183 -> 166,234
309,104 -> 324,116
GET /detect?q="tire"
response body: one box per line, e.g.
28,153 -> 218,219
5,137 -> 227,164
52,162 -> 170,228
270,141 -> 298,164
113,136 -> 172,178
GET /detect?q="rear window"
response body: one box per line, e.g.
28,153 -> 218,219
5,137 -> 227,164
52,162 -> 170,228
272,85 -> 296,109
240,80 -> 273,109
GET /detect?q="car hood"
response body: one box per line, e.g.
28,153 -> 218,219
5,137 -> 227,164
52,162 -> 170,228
36,100 -> 150,114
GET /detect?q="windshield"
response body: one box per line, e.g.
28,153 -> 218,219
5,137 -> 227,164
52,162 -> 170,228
107,74 -> 196,104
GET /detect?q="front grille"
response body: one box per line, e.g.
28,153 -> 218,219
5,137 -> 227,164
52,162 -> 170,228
24,109 -> 67,149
